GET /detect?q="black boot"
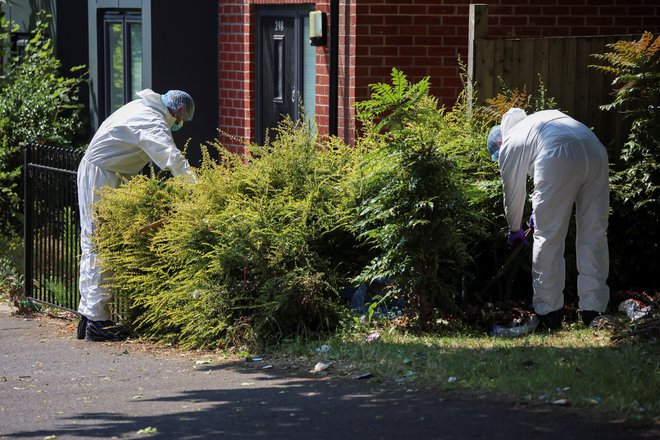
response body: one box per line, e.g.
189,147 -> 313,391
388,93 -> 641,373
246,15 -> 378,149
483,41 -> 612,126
85,320 -> 125,342
581,310 -> 613,329
535,309 -> 563,331
581,310 -> 600,327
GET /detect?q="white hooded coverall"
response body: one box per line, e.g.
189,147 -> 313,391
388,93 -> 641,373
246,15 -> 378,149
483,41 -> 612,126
498,109 -> 609,315
77,89 -> 195,321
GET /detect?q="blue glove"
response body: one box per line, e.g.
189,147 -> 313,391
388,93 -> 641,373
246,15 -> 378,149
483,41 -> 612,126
528,213 -> 535,230
508,228 -> 530,247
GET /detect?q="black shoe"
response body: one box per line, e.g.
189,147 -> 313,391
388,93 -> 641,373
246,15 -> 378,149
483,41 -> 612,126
535,309 -> 563,331
581,310 -> 600,327
77,316 -> 88,340
581,310 -> 614,329
85,320 -> 125,342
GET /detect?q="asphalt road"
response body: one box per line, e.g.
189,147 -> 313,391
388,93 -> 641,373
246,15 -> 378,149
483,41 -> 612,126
1,304 -> 658,440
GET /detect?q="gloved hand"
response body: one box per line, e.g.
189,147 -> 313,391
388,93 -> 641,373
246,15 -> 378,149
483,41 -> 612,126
508,228 -> 530,247
528,213 -> 535,230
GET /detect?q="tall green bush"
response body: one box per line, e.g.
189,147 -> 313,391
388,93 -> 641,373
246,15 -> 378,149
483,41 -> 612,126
0,12 -> 86,239
351,69 -> 477,326
591,32 -> 660,287
441,71 -> 512,303
93,118 -> 362,349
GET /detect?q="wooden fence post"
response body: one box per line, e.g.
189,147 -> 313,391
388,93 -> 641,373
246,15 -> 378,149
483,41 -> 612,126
468,4 -> 488,114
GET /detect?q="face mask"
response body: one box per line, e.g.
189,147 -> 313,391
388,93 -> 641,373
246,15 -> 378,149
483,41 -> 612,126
171,121 -> 183,132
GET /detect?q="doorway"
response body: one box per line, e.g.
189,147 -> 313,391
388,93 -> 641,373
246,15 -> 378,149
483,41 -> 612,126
256,6 -> 315,145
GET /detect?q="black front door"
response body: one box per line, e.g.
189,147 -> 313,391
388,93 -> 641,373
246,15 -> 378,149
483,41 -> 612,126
257,7 -> 309,145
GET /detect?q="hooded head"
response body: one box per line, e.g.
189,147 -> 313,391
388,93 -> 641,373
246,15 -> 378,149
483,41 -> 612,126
161,90 -> 195,123
487,108 -> 528,161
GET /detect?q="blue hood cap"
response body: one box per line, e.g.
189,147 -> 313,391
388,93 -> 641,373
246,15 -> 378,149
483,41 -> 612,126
487,125 -> 502,161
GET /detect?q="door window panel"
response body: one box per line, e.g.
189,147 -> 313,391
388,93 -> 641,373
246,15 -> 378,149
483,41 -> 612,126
274,35 -> 284,102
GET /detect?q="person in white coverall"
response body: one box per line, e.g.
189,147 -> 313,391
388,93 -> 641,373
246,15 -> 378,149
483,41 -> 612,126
77,89 -> 196,341
487,108 -> 610,330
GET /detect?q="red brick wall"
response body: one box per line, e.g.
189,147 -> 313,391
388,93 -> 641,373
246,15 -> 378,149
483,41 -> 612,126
218,0 -> 660,152
355,0 -> 660,110
218,1 -> 253,154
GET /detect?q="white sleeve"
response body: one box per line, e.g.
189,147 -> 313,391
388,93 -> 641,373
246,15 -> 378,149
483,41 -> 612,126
137,124 -> 195,178
499,137 -> 529,232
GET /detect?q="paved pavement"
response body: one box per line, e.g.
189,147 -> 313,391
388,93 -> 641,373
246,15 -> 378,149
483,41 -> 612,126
1,304 -> 658,440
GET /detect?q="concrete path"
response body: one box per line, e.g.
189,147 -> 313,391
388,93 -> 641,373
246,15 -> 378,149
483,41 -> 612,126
1,304 -> 658,439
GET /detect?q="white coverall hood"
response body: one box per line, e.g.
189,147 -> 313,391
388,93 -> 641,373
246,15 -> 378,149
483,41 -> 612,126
139,89 -> 178,129
501,108 -> 527,140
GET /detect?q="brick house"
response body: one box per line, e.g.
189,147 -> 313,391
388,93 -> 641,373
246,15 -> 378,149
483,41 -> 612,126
5,1 -> 660,162
219,0 -> 660,155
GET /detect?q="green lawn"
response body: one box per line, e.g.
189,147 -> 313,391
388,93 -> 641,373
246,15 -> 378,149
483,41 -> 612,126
279,325 -> 659,421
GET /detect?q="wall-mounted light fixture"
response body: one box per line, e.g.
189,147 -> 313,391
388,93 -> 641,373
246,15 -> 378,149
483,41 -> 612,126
309,10 -> 327,46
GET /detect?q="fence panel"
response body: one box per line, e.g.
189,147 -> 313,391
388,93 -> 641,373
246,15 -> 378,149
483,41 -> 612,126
467,5 -> 635,147
24,145 -> 83,312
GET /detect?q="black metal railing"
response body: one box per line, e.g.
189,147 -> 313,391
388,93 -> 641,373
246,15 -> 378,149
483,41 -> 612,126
24,145 -> 83,311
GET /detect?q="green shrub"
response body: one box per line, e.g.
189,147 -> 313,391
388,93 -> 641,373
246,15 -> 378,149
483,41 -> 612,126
92,69 -> 528,345
91,67 -> 574,346
351,69 -> 480,326
0,12 -> 86,239
347,66 -> 551,324
93,118 -> 362,349
591,32 -> 660,288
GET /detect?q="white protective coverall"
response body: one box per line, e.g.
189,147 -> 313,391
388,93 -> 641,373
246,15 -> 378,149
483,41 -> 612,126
77,89 -> 195,321
498,108 -> 609,316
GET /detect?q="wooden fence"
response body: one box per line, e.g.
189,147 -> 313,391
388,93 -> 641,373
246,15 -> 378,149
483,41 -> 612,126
467,4 -> 636,147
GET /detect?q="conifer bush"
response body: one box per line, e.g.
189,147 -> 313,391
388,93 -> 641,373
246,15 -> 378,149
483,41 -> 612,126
94,119 -> 362,348
591,32 -> 660,288
350,69 -> 491,326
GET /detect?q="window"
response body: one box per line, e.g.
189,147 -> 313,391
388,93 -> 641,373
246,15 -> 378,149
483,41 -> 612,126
103,11 -> 142,115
